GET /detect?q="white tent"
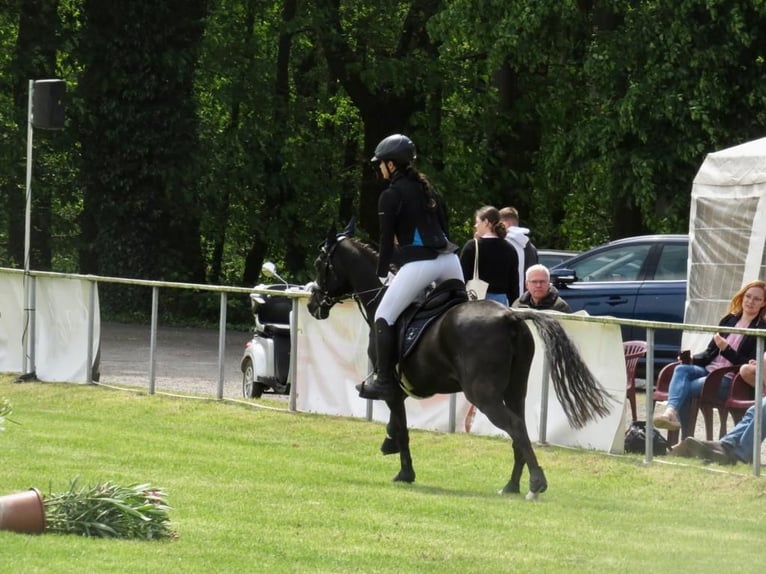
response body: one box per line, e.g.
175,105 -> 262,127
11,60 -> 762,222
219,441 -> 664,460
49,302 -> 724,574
684,136 -> 766,351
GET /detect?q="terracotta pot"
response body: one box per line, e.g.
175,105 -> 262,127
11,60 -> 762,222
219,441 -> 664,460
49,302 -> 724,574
0,488 -> 46,534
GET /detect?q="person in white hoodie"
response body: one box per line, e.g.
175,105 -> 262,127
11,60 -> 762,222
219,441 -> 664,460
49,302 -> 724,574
500,206 -> 538,297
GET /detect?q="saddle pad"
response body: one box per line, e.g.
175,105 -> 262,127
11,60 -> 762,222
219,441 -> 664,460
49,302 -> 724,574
398,279 -> 467,360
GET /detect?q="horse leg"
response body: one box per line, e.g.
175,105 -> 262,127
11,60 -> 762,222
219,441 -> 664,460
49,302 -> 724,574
380,423 -> 400,455
385,397 -> 415,483
478,401 -> 546,498
503,443 -> 525,495
504,326 -> 547,499
503,373 -> 531,495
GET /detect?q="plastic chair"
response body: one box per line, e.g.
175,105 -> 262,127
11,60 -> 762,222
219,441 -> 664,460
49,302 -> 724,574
623,341 -> 647,422
724,373 -> 756,426
697,365 -> 740,440
652,361 -> 698,444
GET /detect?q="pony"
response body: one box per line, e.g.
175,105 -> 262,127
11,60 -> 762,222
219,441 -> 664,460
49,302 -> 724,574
306,222 -> 613,499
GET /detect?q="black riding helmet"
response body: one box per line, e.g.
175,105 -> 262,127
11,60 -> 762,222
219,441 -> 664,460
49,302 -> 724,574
370,134 -> 417,166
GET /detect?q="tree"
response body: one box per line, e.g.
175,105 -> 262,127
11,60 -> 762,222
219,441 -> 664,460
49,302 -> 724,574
77,0 -> 208,287
309,0 -> 446,240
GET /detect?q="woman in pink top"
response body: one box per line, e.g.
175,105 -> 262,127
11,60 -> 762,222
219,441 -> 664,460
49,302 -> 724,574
654,280 -> 766,432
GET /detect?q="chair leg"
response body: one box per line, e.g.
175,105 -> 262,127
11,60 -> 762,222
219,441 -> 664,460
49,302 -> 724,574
683,401 -> 700,439
667,430 -> 680,445
700,405 -> 714,441
717,409 -> 728,439
629,395 -> 637,422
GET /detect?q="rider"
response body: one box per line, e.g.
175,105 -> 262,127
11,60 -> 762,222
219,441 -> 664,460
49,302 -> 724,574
357,133 -> 464,401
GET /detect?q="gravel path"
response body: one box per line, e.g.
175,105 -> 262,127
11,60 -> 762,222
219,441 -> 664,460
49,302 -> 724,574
97,322 -> 252,399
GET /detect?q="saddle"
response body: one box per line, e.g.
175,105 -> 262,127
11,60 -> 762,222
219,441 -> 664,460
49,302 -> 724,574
395,278 -> 468,361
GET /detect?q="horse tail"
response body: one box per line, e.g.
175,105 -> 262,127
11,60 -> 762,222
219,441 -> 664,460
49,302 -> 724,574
512,309 -> 612,428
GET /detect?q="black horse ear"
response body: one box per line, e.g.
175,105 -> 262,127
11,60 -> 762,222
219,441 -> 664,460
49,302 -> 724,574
340,217 -> 357,238
323,226 -> 338,250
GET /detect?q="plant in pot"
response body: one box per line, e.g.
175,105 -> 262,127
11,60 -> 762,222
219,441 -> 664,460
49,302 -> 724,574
1,478 -> 175,539
43,478 -> 175,539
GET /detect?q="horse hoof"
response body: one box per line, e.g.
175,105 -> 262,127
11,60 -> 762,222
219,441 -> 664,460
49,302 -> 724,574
499,481 -> 520,495
525,491 -> 540,501
393,470 -> 415,483
380,437 -> 399,455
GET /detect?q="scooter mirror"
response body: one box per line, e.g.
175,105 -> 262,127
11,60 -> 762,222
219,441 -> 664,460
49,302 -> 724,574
262,261 -> 278,278
261,261 -> 288,286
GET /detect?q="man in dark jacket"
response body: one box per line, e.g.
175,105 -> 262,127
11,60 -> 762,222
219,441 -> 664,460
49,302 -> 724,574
511,264 -> 571,312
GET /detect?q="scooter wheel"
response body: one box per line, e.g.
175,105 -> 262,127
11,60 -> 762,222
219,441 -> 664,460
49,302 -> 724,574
242,358 -> 265,398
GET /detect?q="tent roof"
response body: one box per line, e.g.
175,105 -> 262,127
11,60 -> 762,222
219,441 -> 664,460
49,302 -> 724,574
693,136 -> 766,187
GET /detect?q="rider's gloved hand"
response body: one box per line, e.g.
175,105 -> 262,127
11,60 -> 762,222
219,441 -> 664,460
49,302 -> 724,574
379,272 -> 395,286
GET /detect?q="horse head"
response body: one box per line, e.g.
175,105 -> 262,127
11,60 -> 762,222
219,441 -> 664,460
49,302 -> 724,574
307,219 -> 357,320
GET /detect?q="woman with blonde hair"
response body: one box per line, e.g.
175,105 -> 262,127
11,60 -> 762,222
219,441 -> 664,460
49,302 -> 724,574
654,279 -> 766,432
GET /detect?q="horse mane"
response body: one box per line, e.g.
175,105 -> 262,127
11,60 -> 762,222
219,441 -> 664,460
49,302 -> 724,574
341,237 -> 379,266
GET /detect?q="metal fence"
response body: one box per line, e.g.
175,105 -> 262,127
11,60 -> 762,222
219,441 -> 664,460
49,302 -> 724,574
7,267 -> 765,476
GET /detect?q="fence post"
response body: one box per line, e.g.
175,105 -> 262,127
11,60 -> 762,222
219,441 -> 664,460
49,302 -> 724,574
753,337 -> 763,477
644,328 -> 655,463
149,287 -> 159,395
216,292 -> 227,400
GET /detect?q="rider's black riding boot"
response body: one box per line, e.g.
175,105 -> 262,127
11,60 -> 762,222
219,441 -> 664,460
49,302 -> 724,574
357,318 -> 398,401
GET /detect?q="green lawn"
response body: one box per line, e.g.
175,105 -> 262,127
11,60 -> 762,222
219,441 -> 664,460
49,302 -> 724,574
1,376 -> 764,574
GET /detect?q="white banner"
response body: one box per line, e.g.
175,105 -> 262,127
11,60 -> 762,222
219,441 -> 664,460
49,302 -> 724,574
0,271 -> 100,382
295,301 -> 626,453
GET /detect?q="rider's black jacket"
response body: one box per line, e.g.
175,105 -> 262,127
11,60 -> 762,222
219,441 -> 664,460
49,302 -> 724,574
377,171 -> 453,277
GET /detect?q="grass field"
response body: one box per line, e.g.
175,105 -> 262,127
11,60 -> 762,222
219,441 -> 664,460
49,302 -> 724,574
1,375 -> 764,574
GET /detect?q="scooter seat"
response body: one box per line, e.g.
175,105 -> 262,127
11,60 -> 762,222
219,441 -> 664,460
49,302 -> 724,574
262,323 -> 291,336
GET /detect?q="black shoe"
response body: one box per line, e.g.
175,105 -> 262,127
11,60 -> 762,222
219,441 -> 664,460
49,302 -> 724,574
685,438 -> 737,465
356,380 -> 398,401
358,318 -> 399,401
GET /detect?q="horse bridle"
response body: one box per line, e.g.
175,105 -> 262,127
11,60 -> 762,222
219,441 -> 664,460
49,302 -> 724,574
312,236 -> 384,323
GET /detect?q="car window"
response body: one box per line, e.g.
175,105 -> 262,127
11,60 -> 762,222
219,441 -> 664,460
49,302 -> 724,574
539,254 -> 568,268
653,243 -> 688,280
569,244 -> 652,282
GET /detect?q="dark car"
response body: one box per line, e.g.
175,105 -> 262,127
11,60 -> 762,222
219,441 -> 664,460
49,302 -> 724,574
538,249 -> 580,269
549,235 -> 688,371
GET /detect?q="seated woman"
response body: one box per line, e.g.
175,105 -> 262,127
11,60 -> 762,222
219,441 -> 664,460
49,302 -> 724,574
654,280 -> 766,432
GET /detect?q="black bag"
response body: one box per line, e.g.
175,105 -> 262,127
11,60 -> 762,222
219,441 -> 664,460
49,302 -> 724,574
624,421 -> 670,455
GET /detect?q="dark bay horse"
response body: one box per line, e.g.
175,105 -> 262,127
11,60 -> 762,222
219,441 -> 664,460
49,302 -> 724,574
307,224 -> 612,498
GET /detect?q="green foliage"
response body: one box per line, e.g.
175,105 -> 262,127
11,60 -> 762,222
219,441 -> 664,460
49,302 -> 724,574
77,0 -> 207,287
4,0 -> 766,308
44,479 -> 174,539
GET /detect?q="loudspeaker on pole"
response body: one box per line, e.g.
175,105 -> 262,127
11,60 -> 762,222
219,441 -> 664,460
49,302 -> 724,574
31,79 -> 65,130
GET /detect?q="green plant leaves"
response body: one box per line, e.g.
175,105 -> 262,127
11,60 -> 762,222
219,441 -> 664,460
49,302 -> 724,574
43,478 -> 174,540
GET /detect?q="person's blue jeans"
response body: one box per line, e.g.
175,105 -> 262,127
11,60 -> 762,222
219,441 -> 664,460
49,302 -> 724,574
667,364 -> 708,430
721,398 -> 766,463
485,292 -> 508,305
